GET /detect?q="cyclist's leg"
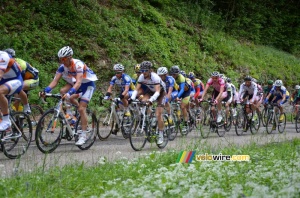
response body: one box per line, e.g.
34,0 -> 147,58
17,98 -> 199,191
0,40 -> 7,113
0,79 -> 23,131
156,92 -> 166,144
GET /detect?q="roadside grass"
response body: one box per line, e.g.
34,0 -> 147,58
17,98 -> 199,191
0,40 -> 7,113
1,138 -> 300,197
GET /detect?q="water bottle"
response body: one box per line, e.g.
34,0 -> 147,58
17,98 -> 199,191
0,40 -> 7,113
151,117 -> 157,127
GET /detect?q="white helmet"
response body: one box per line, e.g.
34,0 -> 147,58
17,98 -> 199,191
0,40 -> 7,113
113,63 -> 124,71
295,85 -> 300,90
58,46 -> 73,58
274,80 -> 283,87
157,67 -> 168,75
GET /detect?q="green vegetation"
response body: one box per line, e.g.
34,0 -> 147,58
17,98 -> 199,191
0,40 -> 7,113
1,139 -> 299,197
0,0 -> 299,106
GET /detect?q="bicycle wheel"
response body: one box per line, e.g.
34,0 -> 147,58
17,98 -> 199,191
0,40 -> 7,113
29,104 -> 44,141
278,113 -> 286,133
250,112 -> 260,134
235,110 -> 246,136
75,109 -> 97,150
121,109 -> 134,139
296,113 -> 300,133
1,112 -> 32,159
157,114 -> 170,149
97,109 -> 112,140
129,115 -> 147,151
265,111 -> 275,134
200,110 -> 211,138
35,108 -> 63,154
168,114 -> 178,141
261,108 -> 268,127
224,109 -> 232,132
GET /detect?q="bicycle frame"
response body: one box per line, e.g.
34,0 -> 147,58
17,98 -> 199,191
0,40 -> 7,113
103,98 -> 124,128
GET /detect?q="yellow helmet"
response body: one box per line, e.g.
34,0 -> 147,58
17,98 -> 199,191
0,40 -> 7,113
134,64 -> 140,72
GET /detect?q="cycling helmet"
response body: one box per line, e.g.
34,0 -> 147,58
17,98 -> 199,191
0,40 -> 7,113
211,71 -> 219,77
113,63 -> 125,71
251,78 -> 257,83
169,65 -> 180,74
295,85 -> 300,90
188,72 -> 195,79
134,64 -> 140,72
180,70 -> 186,77
219,73 -> 226,79
140,61 -> 152,70
274,80 -> 283,87
157,67 -> 168,75
57,46 -> 73,58
244,75 -> 252,81
226,78 -> 231,83
4,48 -> 16,57
267,80 -> 274,85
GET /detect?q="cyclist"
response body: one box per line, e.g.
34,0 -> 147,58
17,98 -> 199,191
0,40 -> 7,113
263,80 -> 274,101
291,85 -> 300,119
131,64 -> 141,85
104,63 -> 135,134
0,51 -> 23,134
130,61 -> 166,145
157,66 -> 178,124
200,71 -> 226,123
42,46 -> 98,146
188,72 -> 204,113
238,76 -> 259,120
220,76 -> 233,119
226,78 -> 238,116
4,48 -> 39,114
264,80 -> 289,122
169,65 -> 192,131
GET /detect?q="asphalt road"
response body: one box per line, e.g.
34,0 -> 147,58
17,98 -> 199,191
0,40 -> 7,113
0,122 -> 299,177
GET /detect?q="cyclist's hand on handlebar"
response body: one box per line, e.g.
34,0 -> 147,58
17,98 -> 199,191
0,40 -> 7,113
63,93 -> 71,100
103,96 -> 110,100
213,99 -> 218,104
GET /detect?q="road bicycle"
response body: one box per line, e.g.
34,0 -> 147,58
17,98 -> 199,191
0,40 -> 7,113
35,93 -> 97,153
0,96 -> 32,159
97,98 -> 134,140
129,100 -> 171,151
235,101 -> 260,136
265,102 -> 286,134
200,99 -> 228,138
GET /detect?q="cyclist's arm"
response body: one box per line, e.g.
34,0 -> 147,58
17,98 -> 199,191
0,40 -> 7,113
48,73 -> 62,89
194,86 -> 200,99
177,82 -> 185,98
106,84 -> 113,94
167,86 -> 173,99
131,83 -> 141,100
149,84 -> 161,102
73,72 -> 83,91
201,84 -> 210,99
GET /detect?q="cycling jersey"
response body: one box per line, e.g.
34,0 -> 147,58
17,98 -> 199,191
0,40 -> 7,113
206,77 -> 226,92
174,74 -> 191,98
15,58 -> 39,80
269,86 -> 290,99
110,73 -> 135,92
238,82 -> 258,101
137,72 -> 166,92
56,58 -> 98,85
0,51 -> 23,95
165,76 -> 179,91
132,73 -> 138,85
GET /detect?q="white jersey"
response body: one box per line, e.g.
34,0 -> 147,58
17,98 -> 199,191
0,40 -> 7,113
138,72 -> 166,92
56,58 -> 98,85
0,51 -> 22,81
239,81 -> 258,99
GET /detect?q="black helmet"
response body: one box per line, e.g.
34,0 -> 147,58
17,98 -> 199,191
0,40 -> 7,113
169,65 -> 180,74
226,78 -> 231,83
140,61 -> 152,70
4,48 -> 16,57
244,75 -> 252,81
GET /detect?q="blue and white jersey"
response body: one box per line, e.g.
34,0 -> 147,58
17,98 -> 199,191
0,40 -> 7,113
270,86 -> 288,98
56,58 -> 98,85
110,73 -> 135,91
165,76 -> 176,91
0,51 -> 22,83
